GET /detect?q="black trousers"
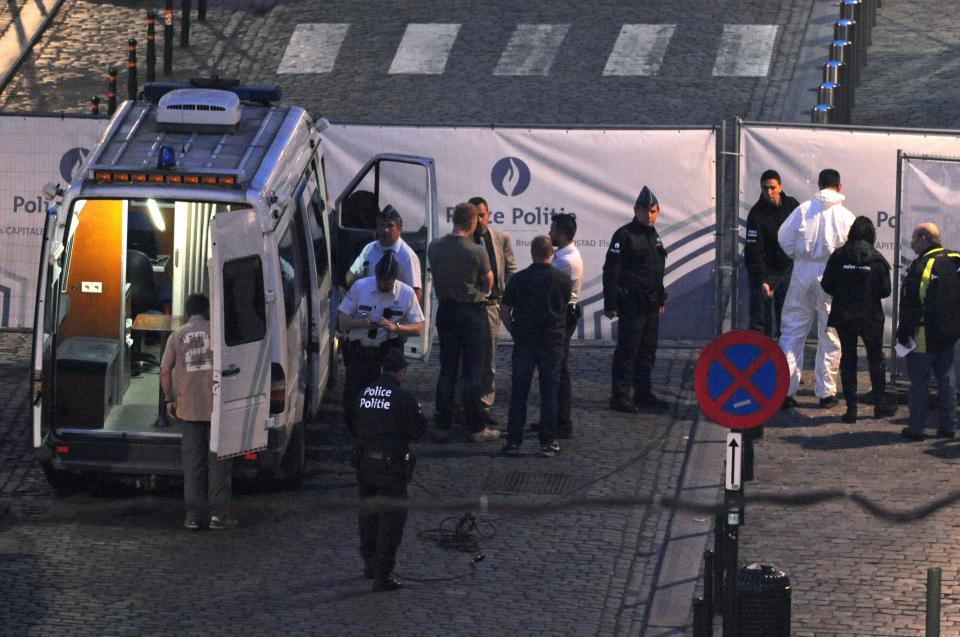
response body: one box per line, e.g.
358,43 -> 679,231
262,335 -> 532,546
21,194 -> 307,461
507,335 -> 564,447
343,341 -> 402,426
835,323 -> 886,405
557,304 -> 580,435
435,302 -> 487,432
747,273 -> 789,337
612,309 -> 660,401
357,470 -> 409,579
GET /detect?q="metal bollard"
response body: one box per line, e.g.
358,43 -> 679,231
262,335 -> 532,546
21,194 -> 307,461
818,81 -> 844,123
841,0 -> 869,47
107,66 -> 117,115
927,567 -> 941,637
829,39 -> 856,87
823,58 -> 854,116
835,18 -> 864,72
146,10 -> 157,83
127,38 -> 138,101
693,597 -> 709,637
90,96 -> 99,117
811,104 -> 833,125
704,550 -> 716,626
181,0 -> 191,47
163,0 -> 174,75
198,0 -> 207,22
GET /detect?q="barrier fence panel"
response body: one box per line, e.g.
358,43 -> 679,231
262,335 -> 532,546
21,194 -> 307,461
0,115 -> 107,329
322,124 -> 720,341
894,153 -> 960,377
737,121 -> 960,339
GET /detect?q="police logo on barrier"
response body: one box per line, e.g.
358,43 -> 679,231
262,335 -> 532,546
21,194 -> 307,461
694,330 -> 788,429
491,157 -> 531,197
59,147 -> 90,183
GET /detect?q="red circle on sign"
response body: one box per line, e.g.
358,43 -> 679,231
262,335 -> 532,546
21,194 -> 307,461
694,330 -> 788,429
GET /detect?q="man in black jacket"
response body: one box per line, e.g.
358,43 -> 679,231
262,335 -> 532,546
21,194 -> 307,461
896,222 -> 960,441
350,349 -> 428,592
602,186 -> 669,413
744,169 -> 800,337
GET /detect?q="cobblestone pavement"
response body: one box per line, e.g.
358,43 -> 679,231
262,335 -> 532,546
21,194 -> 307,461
0,332 -> 706,636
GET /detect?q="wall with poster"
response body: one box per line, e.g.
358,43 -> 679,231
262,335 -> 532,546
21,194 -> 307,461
0,115 -> 106,328
322,124 -> 719,341
737,123 -> 960,333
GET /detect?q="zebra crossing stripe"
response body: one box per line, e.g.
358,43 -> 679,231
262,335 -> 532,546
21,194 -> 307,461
712,25 -> 778,77
494,24 -> 569,76
603,24 -> 676,76
277,23 -> 350,74
389,23 -> 461,74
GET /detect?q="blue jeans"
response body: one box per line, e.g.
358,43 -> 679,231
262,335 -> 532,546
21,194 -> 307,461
507,337 -> 563,447
434,302 -> 487,433
181,420 -> 233,520
906,346 -> 957,434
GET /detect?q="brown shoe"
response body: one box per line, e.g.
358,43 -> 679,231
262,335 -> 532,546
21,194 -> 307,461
469,427 -> 501,442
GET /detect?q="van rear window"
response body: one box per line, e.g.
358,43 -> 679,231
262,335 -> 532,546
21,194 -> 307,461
223,256 -> 266,345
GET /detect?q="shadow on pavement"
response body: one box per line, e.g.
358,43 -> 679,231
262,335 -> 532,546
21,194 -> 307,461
782,430 -> 905,450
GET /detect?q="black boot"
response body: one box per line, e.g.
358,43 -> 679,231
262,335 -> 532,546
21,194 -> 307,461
874,395 -> 898,418
841,403 -> 857,423
372,573 -> 402,592
870,366 -> 897,418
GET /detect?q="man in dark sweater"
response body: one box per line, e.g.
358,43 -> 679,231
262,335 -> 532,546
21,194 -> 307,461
744,169 -> 800,337
500,236 -> 572,457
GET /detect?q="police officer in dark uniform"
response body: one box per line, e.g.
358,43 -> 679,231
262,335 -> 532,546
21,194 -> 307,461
603,186 -> 669,413
338,252 -> 424,426
350,348 -> 427,592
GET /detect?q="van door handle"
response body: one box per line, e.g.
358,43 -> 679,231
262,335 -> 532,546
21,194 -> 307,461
222,366 -> 241,377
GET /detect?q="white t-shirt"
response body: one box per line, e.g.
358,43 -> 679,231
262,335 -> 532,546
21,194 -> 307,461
339,277 -> 424,346
552,243 -> 584,304
349,238 -> 422,290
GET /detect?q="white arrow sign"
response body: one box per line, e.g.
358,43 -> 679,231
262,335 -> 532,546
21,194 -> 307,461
726,432 -> 742,491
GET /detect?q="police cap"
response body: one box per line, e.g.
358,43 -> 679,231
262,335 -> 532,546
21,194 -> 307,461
634,186 -> 659,211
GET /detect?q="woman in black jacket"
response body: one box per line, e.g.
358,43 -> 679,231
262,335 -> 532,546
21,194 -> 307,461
820,216 -> 897,422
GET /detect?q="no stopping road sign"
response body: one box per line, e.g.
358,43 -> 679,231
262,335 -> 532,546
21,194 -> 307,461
694,330 -> 789,429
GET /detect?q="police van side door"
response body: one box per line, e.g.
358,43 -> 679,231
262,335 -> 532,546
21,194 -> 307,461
209,208 -> 270,458
333,154 -> 438,359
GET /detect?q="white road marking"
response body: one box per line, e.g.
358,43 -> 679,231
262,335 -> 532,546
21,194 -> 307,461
712,25 -> 779,77
389,23 -> 461,74
277,23 -> 350,74
494,24 -> 570,76
603,24 -> 677,76
733,399 -> 752,408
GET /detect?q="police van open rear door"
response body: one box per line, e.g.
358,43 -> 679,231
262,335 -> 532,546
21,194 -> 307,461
334,154 -> 438,359
209,208 -> 270,458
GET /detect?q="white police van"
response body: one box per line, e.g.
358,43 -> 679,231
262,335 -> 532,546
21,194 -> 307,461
31,82 -> 437,491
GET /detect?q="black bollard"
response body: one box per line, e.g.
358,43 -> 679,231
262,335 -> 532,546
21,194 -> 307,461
127,38 -> 138,101
180,0 -> 191,47
107,67 -> 117,115
693,597 -> 708,637
704,550 -> 716,626
90,96 -> 99,117
146,11 -> 157,83
163,0 -> 174,75
198,0 -> 206,22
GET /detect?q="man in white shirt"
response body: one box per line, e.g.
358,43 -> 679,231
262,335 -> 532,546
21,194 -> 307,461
549,213 -> 583,439
346,206 -> 423,302
338,253 -> 424,425
777,168 -> 856,409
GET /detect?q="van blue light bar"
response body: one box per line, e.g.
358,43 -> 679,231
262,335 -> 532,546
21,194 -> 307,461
143,82 -> 283,105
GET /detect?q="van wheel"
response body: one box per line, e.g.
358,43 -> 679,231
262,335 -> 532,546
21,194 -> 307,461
41,463 -> 87,496
280,421 -> 305,490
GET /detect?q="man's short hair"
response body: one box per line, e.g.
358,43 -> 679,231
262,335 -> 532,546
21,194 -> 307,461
818,169 -> 841,189
377,205 -> 402,227
467,196 -> 487,209
375,252 -> 399,281
185,293 -> 210,320
760,169 -> 781,183
382,348 -> 408,373
531,235 -> 553,261
551,213 -> 577,241
452,202 -> 478,231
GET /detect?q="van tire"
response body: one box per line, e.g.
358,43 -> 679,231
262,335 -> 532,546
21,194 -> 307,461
41,463 -> 87,495
280,421 -> 305,490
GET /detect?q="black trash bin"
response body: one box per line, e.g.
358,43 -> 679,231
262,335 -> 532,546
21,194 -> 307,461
737,563 -> 791,636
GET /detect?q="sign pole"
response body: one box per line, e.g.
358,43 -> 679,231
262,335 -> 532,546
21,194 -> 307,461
723,432 -> 743,637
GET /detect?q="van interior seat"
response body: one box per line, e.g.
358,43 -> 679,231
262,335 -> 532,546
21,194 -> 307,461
401,226 -> 428,288
56,336 -> 121,428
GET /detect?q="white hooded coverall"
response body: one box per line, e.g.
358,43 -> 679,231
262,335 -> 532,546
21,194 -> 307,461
777,188 -> 856,398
